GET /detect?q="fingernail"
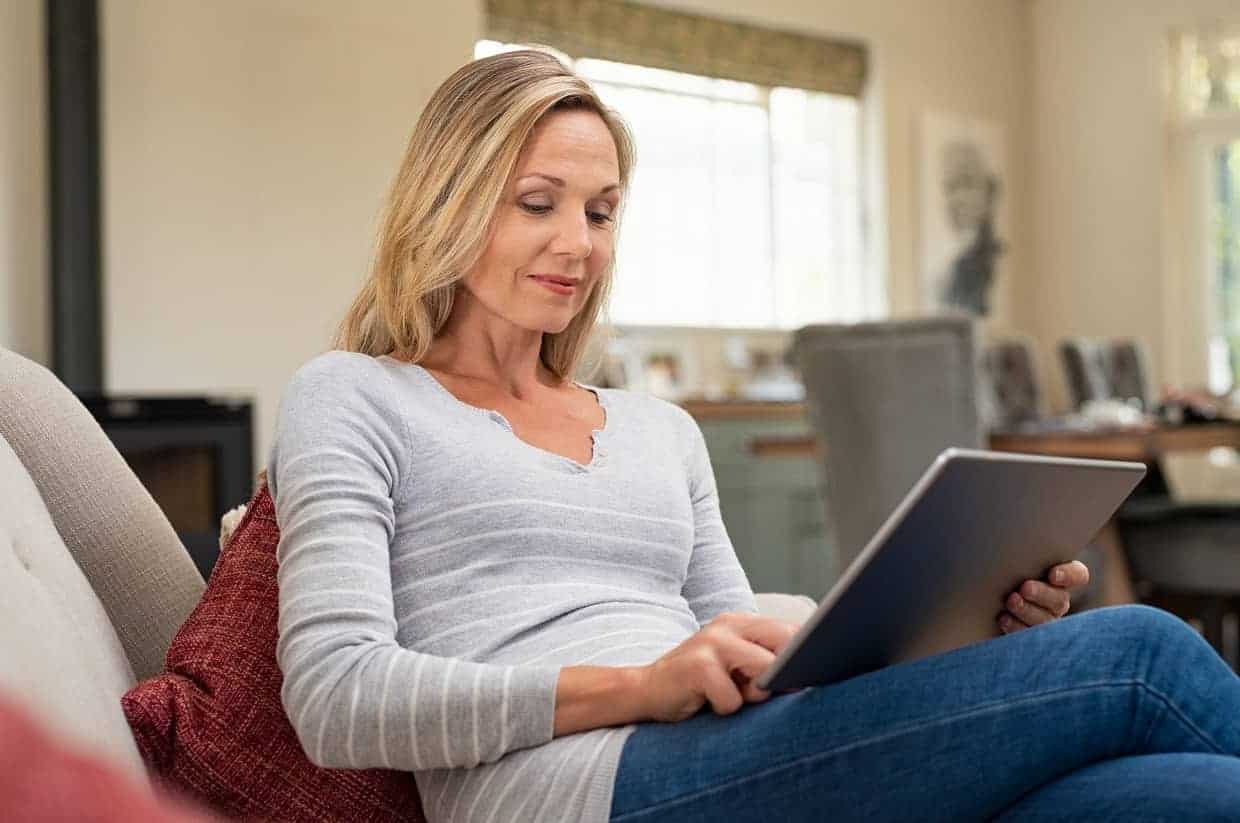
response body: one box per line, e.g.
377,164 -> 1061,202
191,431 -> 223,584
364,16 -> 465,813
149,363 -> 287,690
1010,593 -> 1023,609
1053,570 -> 1065,585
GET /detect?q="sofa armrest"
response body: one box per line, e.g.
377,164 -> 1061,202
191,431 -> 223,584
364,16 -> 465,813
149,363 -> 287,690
754,592 -> 817,624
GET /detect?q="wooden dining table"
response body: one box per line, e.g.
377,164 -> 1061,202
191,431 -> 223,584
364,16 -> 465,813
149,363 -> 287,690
746,418 -> 1240,465
988,421 -> 1240,463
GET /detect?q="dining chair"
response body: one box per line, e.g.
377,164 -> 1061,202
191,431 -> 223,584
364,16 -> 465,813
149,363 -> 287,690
1058,342 -> 1240,666
1108,340 -> 1153,411
1118,497 -> 1240,669
1059,337 -> 1153,411
792,316 -> 983,575
1059,338 -> 1113,410
982,338 -> 1043,429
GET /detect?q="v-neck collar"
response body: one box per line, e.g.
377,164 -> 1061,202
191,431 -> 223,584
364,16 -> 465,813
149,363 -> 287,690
388,357 -> 612,472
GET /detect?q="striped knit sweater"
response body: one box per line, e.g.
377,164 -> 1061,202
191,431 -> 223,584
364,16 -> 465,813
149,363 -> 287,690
267,351 -> 756,823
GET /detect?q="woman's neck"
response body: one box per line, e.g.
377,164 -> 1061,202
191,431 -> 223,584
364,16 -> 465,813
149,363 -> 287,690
420,298 -> 557,400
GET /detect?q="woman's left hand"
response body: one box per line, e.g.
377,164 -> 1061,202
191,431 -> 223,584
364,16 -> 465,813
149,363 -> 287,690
998,560 -> 1090,634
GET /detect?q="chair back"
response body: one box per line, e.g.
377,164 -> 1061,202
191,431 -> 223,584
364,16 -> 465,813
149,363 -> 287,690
1059,338 -> 1111,410
793,316 -> 983,574
982,338 -> 1042,429
1059,337 -> 1152,411
1107,340 -> 1152,411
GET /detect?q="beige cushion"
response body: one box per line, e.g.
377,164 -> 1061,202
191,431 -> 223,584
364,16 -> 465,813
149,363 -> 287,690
0,434 -> 145,777
753,592 -> 817,624
0,348 -> 203,680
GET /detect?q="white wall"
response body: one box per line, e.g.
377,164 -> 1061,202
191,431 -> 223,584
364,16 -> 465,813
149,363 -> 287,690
1,0 -> 1031,463
0,0 -> 48,364
100,0 -> 1031,463
102,0 -> 482,461
1027,0 -> 1240,410
12,0 -> 1235,454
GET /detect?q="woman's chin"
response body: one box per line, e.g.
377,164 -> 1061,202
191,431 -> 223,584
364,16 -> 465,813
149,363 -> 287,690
533,310 -> 580,335
542,318 -> 575,335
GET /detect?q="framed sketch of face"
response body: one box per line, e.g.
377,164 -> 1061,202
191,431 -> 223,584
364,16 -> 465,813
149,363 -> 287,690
918,112 -> 1008,318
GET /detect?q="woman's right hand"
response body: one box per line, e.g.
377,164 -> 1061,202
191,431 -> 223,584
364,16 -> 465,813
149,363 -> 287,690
636,613 -> 799,722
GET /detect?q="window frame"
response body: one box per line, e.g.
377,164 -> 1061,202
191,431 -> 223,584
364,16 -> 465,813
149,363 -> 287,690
1167,108 -> 1240,392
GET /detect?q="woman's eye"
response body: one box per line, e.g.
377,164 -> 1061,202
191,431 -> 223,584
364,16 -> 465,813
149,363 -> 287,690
588,210 -> 614,226
520,202 -> 551,215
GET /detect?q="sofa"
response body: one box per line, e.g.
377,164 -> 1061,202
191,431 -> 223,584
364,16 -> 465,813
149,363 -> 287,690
0,345 -> 815,816
0,346 -> 205,784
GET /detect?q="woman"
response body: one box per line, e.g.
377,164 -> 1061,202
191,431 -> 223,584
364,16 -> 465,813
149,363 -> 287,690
268,50 -> 1240,823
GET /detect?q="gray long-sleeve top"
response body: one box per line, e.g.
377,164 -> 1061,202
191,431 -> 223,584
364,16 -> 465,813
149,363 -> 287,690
268,351 -> 756,823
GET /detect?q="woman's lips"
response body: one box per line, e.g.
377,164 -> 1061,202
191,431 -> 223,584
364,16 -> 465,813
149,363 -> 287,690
530,275 -> 578,296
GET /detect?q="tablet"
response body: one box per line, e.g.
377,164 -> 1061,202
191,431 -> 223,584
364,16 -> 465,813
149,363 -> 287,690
756,448 -> 1146,692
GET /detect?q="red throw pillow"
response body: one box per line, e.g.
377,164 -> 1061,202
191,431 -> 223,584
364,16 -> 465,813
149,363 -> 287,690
0,691 -> 218,822
122,485 -> 427,822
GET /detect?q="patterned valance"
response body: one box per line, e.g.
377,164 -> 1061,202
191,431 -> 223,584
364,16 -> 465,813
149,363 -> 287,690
485,0 -> 868,98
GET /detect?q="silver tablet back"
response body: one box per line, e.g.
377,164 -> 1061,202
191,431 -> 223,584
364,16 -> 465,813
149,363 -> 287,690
759,448 -> 1146,691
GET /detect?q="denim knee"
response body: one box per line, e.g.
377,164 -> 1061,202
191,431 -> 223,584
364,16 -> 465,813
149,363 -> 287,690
1077,603 -> 1184,635
1075,604 -> 1206,660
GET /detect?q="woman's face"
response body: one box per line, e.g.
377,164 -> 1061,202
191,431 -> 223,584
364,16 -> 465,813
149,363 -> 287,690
461,108 -> 622,335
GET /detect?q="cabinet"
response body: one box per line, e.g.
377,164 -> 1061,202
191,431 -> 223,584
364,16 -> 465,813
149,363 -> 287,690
693,409 -> 836,600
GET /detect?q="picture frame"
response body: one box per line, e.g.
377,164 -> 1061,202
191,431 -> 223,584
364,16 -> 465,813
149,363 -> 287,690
918,112 -> 1008,317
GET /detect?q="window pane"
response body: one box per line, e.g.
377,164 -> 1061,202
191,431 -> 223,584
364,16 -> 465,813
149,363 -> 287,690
599,83 -> 715,325
706,100 -> 774,326
577,58 -> 763,103
474,39 -> 571,64
1180,29 -> 1240,114
596,82 -> 773,326
474,39 -> 508,58
770,88 -> 869,327
1216,141 -> 1240,391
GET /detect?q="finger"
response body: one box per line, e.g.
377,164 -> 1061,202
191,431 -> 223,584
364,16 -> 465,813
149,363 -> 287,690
732,670 -> 772,704
714,633 -> 777,680
736,616 -> 801,655
1049,560 -> 1090,590
1019,579 -> 1071,618
709,632 -> 776,702
997,611 -> 1023,634
741,681 -> 771,703
700,662 -> 745,715
1006,591 -> 1058,627
733,660 -> 773,704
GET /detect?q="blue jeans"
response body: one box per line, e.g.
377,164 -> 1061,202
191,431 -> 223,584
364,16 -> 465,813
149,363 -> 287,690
610,606 -> 1240,822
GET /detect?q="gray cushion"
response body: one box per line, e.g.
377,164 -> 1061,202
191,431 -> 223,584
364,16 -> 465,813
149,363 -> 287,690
0,348 -> 203,680
0,433 -> 145,776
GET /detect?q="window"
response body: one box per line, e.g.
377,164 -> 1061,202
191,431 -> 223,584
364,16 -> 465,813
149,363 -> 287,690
1174,27 -> 1240,392
475,40 -> 879,329
1214,141 -> 1240,392
1182,28 -> 1240,114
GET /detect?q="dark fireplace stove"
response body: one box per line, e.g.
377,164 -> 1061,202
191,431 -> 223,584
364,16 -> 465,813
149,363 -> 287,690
79,395 -> 254,579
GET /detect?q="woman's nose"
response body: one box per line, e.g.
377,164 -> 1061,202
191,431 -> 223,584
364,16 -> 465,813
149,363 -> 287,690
552,211 -> 592,258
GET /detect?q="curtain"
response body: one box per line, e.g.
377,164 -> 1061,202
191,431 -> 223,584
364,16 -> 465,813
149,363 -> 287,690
485,0 -> 867,97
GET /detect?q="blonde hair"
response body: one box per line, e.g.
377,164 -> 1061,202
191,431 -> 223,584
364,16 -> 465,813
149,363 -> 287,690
334,49 -> 635,379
